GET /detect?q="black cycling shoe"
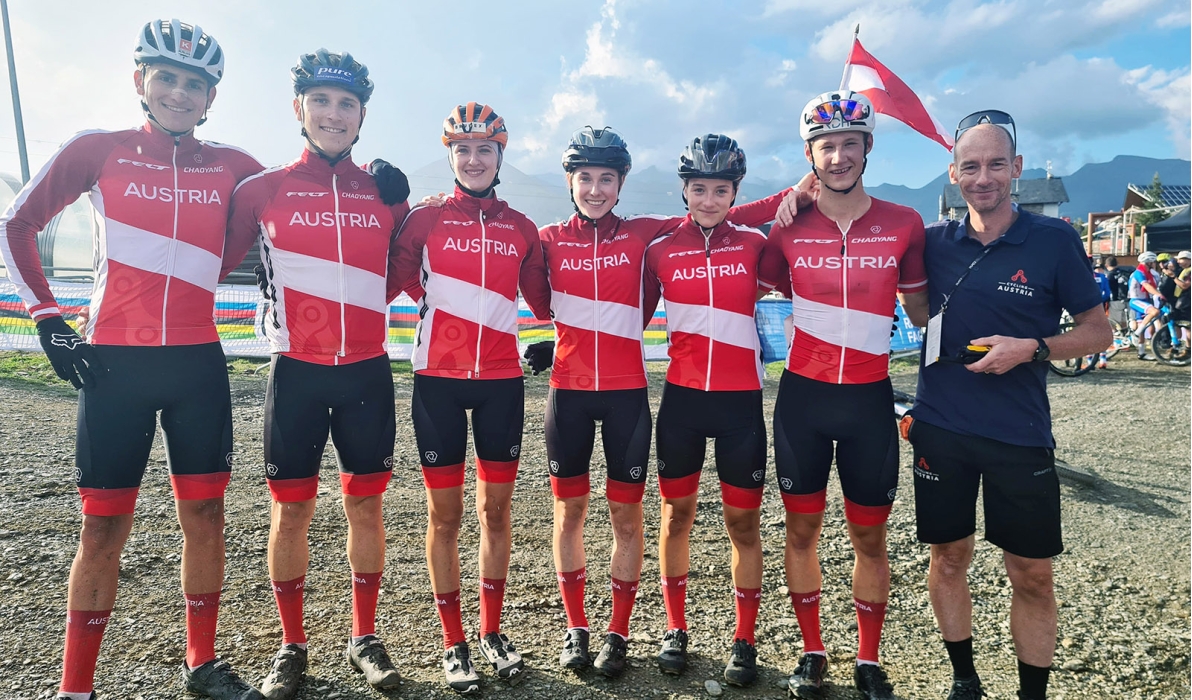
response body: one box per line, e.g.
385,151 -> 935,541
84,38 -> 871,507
723,638 -> 758,687
789,653 -> 828,698
260,644 -> 307,700
182,658 -> 264,700
854,663 -> 895,700
593,633 -> 629,678
559,628 -> 591,670
346,635 -> 401,689
656,628 -> 689,675
948,675 -> 987,700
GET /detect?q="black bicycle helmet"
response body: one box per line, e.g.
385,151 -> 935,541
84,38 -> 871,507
561,126 -> 632,175
677,134 -> 746,181
291,49 -> 374,104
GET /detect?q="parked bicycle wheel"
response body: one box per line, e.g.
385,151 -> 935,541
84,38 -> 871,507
1049,315 -> 1094,377
1151,321 -> 1191,366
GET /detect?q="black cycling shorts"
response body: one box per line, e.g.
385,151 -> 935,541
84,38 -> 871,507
908,418 -> 1062,559
264,354 -> 395,502
654,381 -> 766,509
76,342 -> 232,516
544,387 -> 651,503
773,370 -> 899,526
412,374 -> 524,488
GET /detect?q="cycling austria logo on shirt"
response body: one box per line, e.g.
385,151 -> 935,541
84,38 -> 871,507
913,457 -> 938,481
998,269 -> 1034,297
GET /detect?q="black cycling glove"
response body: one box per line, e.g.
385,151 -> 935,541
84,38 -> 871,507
253,263 -> 270,299
36,316 -> 103,389
368,159 -> 411,206
523,341 -> 555,376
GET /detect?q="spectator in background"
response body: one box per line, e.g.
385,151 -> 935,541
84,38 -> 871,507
1128,252 -> 1162,360
1093,264 -> 1111,368
1104,256 -> 1134,338
1174,252 -> 1191,323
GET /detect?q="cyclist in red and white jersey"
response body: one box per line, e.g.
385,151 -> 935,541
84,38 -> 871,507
757,91 -> 928,700
0,19 -> 263,700
534,127 -> 805,677
640,134 -> 775,688
387,102 -> 550,693
219,50 -> 410,698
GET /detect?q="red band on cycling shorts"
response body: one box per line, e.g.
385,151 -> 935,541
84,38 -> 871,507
781,490 -> 827,514
476,458 -> 518,484
79,487 -> 139,516
658,472 -> 701,500
422,462 -> 465,490
268,475 -> 319,503
720,482 -> 763,510
606,478 -> 646,504
170,472 -> 231,501
551,473 -> 589,499
340,471 -> 392,497
844,498 -> 892,527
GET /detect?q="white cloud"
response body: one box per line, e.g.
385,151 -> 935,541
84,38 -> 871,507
765,59 -> 798,87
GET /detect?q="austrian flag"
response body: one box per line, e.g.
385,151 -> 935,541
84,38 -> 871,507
842,39 -> 953,151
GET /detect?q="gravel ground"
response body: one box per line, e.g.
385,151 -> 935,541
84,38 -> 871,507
0,354 -> 1187,700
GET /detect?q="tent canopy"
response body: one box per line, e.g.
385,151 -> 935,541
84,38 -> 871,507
1146,206 -> 1191,252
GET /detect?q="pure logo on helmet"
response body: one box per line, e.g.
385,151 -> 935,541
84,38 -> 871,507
315,66 -> 356,84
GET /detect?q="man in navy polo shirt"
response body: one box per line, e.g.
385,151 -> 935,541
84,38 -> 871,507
906,111 -> 1110,700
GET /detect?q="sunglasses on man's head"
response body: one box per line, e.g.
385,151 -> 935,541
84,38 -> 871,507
954,110 -> 1016,148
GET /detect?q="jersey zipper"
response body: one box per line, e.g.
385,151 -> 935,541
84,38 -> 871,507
475,209 -> 487,378
838,225 -> 849,384
592,220 -> 600,391
161,137 -> 181,345
703,228 -> 714,392
332,173 -> 346,364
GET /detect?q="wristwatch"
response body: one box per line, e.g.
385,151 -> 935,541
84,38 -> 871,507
1032,338 -> 1051,362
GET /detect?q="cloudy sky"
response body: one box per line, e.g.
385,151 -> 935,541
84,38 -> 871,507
0,0 -> 1187,189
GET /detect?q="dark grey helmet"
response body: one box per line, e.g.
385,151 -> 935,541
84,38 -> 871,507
562,126 -> 632,175
291,49 -> 374,103
678,133 -> 746,181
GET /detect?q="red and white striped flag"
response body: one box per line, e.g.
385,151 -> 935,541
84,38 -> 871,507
842,39 -> 953,151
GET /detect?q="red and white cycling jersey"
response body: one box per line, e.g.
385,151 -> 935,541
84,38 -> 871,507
759,198 -> 926,384
388,187 -> 550,379
644,217 -> 773,392
221,150 -> 409,366
0,123 -> 261,345
539,190 -> 788,392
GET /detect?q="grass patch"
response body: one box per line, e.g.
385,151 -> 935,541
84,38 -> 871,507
225,356 -> 414,378
0,351 -> 78,395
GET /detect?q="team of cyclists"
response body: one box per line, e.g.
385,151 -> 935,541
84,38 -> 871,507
0,17 -> 952,700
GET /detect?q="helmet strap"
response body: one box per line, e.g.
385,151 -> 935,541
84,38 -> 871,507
449,145 -> 501,198
138,65 -> 200,139
811,145 -> 868,196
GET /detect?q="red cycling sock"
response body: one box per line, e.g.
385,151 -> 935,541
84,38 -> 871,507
854,598 -> 888,664
608,577 -> 639,638
661,574 -> 688,631
790,590 -> 825,654
479,577 -> 507,636
434,589 -> 466,648
351,570 -> 383,638
733,587 -> 762,645
556,568 -> 588,630
184,592 -> 220,669
60,609 -> 111,694
271,576 -> 306,645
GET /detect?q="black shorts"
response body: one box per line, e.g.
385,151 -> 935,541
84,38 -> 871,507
908,418 -> 1062,559
76,342 -> 232,516
544,387 -> 651,503
264,354 -> 395,502
654,381 -> 766,509
773,370 -> 898,526
412,374 -> 524,488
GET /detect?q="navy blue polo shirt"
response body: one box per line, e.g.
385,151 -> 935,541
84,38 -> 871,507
912,208 -> 1102,448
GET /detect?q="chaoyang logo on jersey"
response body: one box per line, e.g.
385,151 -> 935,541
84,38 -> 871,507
183,165 -> 225,174
289,211 -> 383,228
611,232 -> 631,242
341,191 -> 375,201
286,191 -> 329,198
123,182 -> 222,205
791,255 -> 897,270
559,253 -> 632,271
487,221 -> 516,231
117,158 -> 169,171
443,237 -> 519,256
851,236 -> 898,243
671,262 -> 748,282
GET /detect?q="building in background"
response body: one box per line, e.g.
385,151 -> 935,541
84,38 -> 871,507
940,175 -> 1070,221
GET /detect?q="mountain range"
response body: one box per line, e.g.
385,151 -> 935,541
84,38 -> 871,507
406,155 -> 1191,226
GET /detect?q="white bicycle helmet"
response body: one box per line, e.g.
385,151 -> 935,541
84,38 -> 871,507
1138,251 -> 1158,264
799,90 -> 875,142
134,19 -> 224,86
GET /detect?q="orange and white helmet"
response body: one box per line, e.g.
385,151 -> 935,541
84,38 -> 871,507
442,102 -> 508,148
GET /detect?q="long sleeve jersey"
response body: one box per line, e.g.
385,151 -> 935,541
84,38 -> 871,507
388,187 -> 550,379
0,122 -> 262,345
538,188 -> 792,391
221,149 -> 410,365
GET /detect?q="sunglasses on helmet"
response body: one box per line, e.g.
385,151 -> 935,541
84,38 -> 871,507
808,99 -> 869,124
954,110 -> 1016,148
